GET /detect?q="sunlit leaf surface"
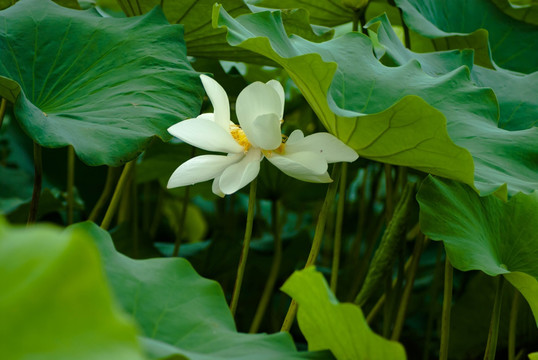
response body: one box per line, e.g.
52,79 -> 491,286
0,219 -> 144,360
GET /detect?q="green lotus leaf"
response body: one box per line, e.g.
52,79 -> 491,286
366,14 -> 475,76
491,0 -> 538,25
72,222 -> 327,360
0,219 -> 144,359
367,14 -> 538,197
471,65 -> 538,131
394,0 -> 538,73
281,266 -> 407,360
0,0 -> 79,10
417,176 -> 538,325
214,5 -> 474,188
247,0 -> 352,27
0,0 -> 203,166
215,6 -> 538,196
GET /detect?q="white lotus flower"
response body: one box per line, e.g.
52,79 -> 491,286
262,129 -> 358,183
167,75 -> 358,197
167,74 -> 264,197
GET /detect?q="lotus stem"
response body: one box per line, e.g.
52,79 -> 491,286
27,142 -> 43,225
229,178 -> 258,317
100,161 -> 135,230
439,255 -> 454,360
66,145 -> 75,225
249,199 -> 283,333
281,164 -> 342,332
484,276 -> 505,360
331,162 -> 348,292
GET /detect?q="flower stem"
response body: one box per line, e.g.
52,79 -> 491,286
100,161 -> 135,231
249,199 -> 283,333
390,233 -> 425,340
27,142 -> 43,225
484,276 -> 505,360
66,145 -> 75,225
172,186 -> 191,257
89,167 -> 119,222
384,164 -> 394,221
440,255 -> 454,360
281,164 -> 342,332
331,162 -> 348,293
0,98 -> 7,130
508,290 -> 521,360
229,178 -> 258,317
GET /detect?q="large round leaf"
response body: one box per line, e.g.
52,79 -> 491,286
72,222 -> 327,360
0,0 -> 203,166
281,267 -> 407,360
367,14 -> 538,197
417,176 -> 538,325
0,218 -> 144,359
214,6 -> 538,196
394,0 -> 538,73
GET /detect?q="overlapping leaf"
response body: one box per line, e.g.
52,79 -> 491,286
0,0 -> 79,10
470,65 -> 538,130
72,222 -> 327,360
247,0 -> 352,27
0,219 -> 144,360
491,0 -> 538,25
281,267 -> 407,360
215,6 -> 538,196
394,0 -> 538,73
367,14 -> 538,197
0,0 -> 202,166
215,5 -> 475,187
417,176 -> 538,325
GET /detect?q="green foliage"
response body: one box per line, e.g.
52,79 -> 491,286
74,222 -> 326,359
394,0 -> 538,73
0,0 -> 203,166
214,5 -> 476,190
281,267 -> 407,359
417,176 -> 538,324
1,0 -> 537,358
0,219 -> 144,360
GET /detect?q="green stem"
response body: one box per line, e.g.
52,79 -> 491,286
281,164 -> 342,332
330,162 -> 347,293
440,255 -> 454,360
423,244 -> 445,360
347,167 -> 369,268
0,98 -> 7,130
89,167 -> 119,222
229,178 -> 258,317
352,10 -> 360,32
118,173 -> 132,224
100,161 -> 135,231
508,290 -> 521,360
384,164 -> 394,221
131,165 -> 139,258
249,199 -> 283,333
390,233 -> 425,340
66,145 -> 75,225
172,186 -> 191,257
366,254 -> 413,324
149,186 -> 164,239
484,276 -> 505,360
27,142 -> 43,225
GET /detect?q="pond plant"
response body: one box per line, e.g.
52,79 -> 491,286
0,0 -> 537,359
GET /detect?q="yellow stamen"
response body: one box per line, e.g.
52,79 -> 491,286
263,134 -> 287,158
230,124 -> 251,152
